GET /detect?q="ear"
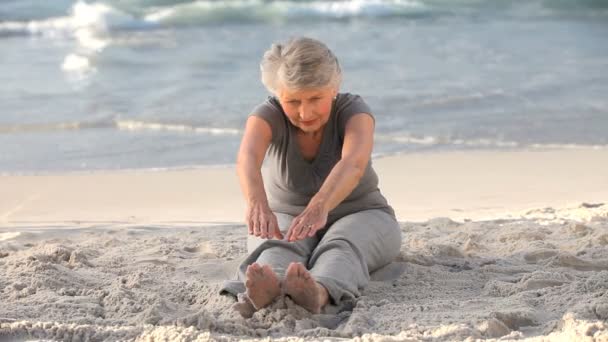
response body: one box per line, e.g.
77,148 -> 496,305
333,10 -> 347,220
331,87 -> 339,99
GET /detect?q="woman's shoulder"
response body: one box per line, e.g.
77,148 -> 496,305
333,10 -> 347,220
334,92 -> 373,131
250,96 -> 287,143
335,92 -> 367,105
334,93 -> 371,116
251,96 -> 283,116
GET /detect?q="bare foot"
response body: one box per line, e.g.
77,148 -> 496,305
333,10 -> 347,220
283,262 -> 329,314
245,263 -> 281,310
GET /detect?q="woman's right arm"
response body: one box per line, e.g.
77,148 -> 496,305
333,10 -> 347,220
237,116 -> 283,240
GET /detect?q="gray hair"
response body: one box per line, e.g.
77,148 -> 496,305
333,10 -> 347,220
260,37 -> 342,94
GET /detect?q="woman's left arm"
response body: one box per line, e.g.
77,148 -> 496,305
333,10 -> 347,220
286,113 -> 374,241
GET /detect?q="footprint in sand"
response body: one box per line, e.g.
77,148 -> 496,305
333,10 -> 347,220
567,222 -> 592,238
499,231 -> 546,242
546,253 -> 608,271
484,271 -> 572,296
477,318 -> 511,338
183,241 -> 216,258
597,234 -> 608,246
491,310 -> 538,330
517,271 -> 572,291
425,244 -> 465,259
523,249 -> 559,264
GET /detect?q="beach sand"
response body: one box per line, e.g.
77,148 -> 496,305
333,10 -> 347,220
1,149 -> 607,341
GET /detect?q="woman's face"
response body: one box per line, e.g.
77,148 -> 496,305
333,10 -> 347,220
277,85 -> 337,135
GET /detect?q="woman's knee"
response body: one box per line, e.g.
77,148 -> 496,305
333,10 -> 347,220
320,209 -> 402,269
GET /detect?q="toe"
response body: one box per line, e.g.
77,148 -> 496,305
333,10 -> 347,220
295,263 -> 307,276
262,265 -> 279,280
245,266 -> 255,278
246,263 -> 264,281
251,262 -> 262,271
261,264 -> 272,274
286,262 -> 299,276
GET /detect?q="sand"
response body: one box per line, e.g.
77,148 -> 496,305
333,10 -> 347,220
1,149 -> 607,341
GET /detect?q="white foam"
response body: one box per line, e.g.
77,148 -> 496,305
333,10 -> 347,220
376,133 -> 520,148
283,0 -> 427,18
0,232 -> 21,241
144,5 -> 181,23
115,120 -> 242,135
412,89 -> 507,107
0,1 -> 140,44
0,119 -> 241,136
376,133 -> 608,151
452,138 -> 519,148
376,133 -> 439,145
2,0 -> 606,34
142,0 -> 429,24
0,121 -> 83,134
61,53 -> 92,72
530,143 -> 608,150
0,17 -> 73,38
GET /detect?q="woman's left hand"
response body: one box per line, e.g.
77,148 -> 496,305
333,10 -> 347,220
285,201 -> 328,242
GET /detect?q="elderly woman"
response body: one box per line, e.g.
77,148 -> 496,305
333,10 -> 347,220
221,37 -> 402,317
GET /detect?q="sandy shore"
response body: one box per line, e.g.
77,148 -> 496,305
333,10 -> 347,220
1,149 -> 607,341
2,149 -> 608,226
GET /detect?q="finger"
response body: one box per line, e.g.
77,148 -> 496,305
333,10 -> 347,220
285,219 -> 299,241
264,219 -> 273,239
286,224 -> 297,242
289,224 -> 304,242
271,216 -> 283,239
267,217 -> 275,239
285,224 -> 294,241
294,224 -> 304,240
273,227 -> 284,240
260,219 -> 269,239
247,217 -> 254,235
297,224 -> 310,240
253,219 -> 261,237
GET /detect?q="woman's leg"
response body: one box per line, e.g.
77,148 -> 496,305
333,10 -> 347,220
244,213 -> 319,279
307,209 -> 402,306
220,213 -> 319,310
282,261 -> 330,314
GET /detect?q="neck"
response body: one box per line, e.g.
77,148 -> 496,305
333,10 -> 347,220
300,127 -> 324,139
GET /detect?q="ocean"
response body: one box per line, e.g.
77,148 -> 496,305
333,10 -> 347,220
1,0 -> 607,174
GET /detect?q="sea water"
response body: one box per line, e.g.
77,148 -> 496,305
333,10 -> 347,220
1,0 -> 607,173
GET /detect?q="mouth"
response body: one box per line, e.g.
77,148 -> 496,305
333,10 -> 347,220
300,119 -> 317,126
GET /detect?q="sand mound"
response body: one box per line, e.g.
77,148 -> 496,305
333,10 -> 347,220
1,203 -> 607,341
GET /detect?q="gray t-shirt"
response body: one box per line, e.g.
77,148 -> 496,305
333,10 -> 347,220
250,93 -> 395,221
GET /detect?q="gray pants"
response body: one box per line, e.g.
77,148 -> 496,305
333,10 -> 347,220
221,209 -> 402,307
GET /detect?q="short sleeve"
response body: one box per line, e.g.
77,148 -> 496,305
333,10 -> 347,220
335,93 -> 374,141
249,97 -> 286,144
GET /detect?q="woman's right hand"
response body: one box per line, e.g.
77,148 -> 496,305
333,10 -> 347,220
246,201 -> 284,240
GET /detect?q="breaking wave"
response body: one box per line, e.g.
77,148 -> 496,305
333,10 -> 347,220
2,0 -> 607,39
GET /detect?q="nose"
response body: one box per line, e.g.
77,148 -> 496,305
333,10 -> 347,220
298,103 -> 313,121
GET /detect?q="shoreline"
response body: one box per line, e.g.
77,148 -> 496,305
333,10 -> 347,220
2,146 -> 608,177
1,148 -> 607,227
